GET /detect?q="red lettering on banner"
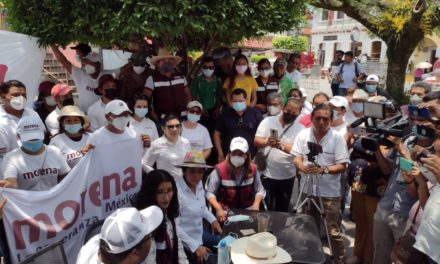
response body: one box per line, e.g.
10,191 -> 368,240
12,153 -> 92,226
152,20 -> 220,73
0,64 -> 8,84
11,166 -> 138,249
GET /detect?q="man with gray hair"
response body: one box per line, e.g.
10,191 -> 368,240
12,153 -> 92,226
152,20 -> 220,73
272,59 -> 295,104
401,81 -> 432,115
265,92 -> 283,117
254,97 -> 305,211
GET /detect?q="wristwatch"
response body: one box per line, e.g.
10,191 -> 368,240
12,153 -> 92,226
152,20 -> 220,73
323,167 -> 329,174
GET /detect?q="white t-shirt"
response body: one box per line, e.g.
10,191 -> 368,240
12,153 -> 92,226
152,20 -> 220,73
129,117 -> 159,155
0,107 -> 45,177
71,67 -> 120,113
86,126 -> 138,147
2,145 -> 71,191
336,62 -> 363,89
414,185 -> 440,263
331,119 -> 348,137
49,133 -> 90,168
255,115 -> 305,180
87,99 -> 107,132
142,136 -> 191,179
286,70 -> 302,86
45,107 -> 62,135
76,234 -> 156,264
181,122 -> 212,153
291,127 -> 350,197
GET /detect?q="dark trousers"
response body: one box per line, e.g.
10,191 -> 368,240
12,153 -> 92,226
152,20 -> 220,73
261,176 -> 294,212
331,82 -> 340,97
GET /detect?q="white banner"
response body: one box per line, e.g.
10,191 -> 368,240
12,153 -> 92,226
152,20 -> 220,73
0,139 -> 142,263
0,30 -> 45,107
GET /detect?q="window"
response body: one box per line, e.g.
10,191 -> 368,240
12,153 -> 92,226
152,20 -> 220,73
336,11 -> 345,19
323,35 -> 338,41
321,10 -> 329,21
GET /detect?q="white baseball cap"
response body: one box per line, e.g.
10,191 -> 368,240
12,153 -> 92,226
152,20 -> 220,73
187,100 -> 203,111
366,74 -> 379,83
105,99 -> 132,115
17,116 -> 45,142
299,87 -> 307,97
100,206 -> 163,254
329,96 -> 349,109
230,137 -> 249,153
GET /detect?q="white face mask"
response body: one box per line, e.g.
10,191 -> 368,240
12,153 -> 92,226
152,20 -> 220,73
230,155 -> 245,167
134,108 -> 148,117
133,66 -> 146,75
259,69 -> 271,78
112,116 -> 130,131
267,105 -> 280,116
10,95 -> 26,111
202,69 -> 214,77
409,95 -> 423,105
84,64 -> 96,75
236,65 -> 248,74
45,96 -> 57,107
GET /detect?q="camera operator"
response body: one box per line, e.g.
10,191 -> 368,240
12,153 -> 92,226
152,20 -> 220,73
292,103 -> 349,264
372,117 -> 435,264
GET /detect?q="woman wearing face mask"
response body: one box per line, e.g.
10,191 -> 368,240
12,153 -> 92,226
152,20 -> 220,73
206,137 -> 265,222
49,106 -> 90,168
181,101 -> 212,160
34,80 -> 57,126
223,55 -> 258,108
255,59 -> 278,114
128,93 -> 159,155
132,169 -> 189,264
142,115 -> 191,179
119,51 -> 150,102
0,116 -> 71,191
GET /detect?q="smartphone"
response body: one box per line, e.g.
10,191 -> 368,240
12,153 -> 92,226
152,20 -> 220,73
399,157 -> 414,173
408,105 -> 431,119
269,129 -> 278,139
416,125 -> 436,138
72,92 -> 80,108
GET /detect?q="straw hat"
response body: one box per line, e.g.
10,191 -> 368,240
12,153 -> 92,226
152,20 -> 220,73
57,105 -> 90,128
148,48 -> 182,66
230,232 -> 292,264
176,151 -> 212,169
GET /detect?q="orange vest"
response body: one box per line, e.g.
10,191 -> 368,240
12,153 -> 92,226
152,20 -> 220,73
215,160 -> 257,209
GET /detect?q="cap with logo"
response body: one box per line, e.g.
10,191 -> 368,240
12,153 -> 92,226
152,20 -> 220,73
105,99 -> 132,115
230,137 -> 249,153
17,116 -> 45,142
100,206 -> 163,254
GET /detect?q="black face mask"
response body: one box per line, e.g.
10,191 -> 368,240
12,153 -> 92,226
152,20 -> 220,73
160,62 -> 174,74
282,112 -> 297,124
104,89 -> 118,100
62,98 -> 74,107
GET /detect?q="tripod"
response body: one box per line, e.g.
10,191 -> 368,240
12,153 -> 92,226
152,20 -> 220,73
293,159 -> 333,257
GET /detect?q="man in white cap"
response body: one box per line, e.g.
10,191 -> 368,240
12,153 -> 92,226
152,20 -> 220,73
76,206 -> 163,264
329,96 -> 349,137
345,89 -> 369,125
50,45 -> 120,112
144,48 -> 191,121
84,99 -> 137,150
364,74 -> 388,98
0,116 -> 70,190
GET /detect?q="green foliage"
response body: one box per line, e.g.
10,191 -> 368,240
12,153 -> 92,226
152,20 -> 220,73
4,0 -> 308,50
272,35 -> 309,53
250,55 -> 269,63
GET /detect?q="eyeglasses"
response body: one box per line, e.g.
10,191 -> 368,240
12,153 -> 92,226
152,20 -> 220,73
156,189 -> 173,197
166,124 -> 181,129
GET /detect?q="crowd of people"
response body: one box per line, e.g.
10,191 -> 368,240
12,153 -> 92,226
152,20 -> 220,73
0,44 -> 439,264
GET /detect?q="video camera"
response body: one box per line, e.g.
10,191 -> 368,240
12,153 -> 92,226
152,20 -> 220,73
350,101 -> 411,151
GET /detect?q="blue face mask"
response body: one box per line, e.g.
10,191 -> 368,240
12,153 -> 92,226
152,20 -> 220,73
216,233 -> 238,248
22,139 -> 44,152
64,124 -> 82,134
333,110 -> 339,119
352,102 -> 364,113
134,108 -> 148,117
187,113 -> 201,123
232,102 -> 246,112
365,85 -> 377,93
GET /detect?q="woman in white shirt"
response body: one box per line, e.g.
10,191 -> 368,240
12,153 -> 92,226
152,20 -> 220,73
49,106 -> 90,168
175,151 -> 222,263
0,116 -> 70,191
129,93 -> 159,155
142,115 -> 191,178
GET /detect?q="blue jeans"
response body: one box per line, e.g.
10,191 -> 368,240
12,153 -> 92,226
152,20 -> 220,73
202,228 -> 221,250
337,87 -> 347,96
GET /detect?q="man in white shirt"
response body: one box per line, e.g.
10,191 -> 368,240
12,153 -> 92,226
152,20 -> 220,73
50,45 -> 120,112
87,75 -> 120,131
286,53 -> 302,87
0,80 -> 45,177
254,97 -> 305,211
336,51 -> 364,96
292,103 -> 349,264
76,206 -> 163,264
45,83 -> 74,135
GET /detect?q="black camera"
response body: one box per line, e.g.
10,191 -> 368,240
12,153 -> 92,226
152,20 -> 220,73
307,142 -> 323,163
